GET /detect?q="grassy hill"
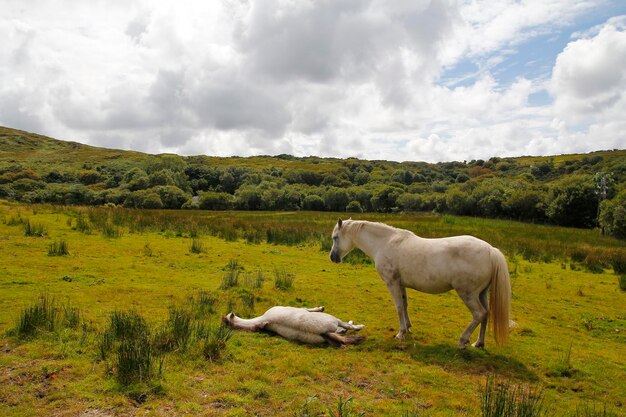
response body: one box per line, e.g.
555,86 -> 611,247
1,126 -> 626,235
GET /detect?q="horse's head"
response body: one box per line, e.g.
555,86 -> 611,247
222,312 -> 236,327
330,218 -> 354,263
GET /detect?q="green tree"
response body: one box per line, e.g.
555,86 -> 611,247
599,190 -> 626,238
123,168 -> 150,191
199,191 -> 233,210
546,175 -> 598,228
302,194 -> 325,211
323,188 -> 350,212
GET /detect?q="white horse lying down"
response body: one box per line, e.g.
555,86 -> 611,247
223,306 -> 365,346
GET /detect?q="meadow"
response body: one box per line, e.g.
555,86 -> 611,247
0,200 -> 625,416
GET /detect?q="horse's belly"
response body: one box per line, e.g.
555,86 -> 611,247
404,278 -> 453,294
266,324 -> 326,345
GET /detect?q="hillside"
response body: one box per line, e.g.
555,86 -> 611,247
1,126 -> 626,236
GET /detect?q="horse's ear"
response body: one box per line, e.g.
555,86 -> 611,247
338,218 -> 343,229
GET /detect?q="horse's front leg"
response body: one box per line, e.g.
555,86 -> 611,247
385,281 -> 410,340
401,286 -> 412,333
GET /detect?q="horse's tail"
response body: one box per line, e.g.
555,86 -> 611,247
489,248 -> 511,346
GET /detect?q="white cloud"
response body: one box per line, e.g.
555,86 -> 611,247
551,19 -> 626,120
0,1 -> 623,163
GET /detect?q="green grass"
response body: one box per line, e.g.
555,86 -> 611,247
0,201 -> 625,416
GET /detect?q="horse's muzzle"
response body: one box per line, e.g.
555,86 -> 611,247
330,250 -> 341,263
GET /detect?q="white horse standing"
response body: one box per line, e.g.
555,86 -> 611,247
223,306 -> 365,346
329,219 -> 511,349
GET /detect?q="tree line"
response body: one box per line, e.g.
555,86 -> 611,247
1,146 -> 625,239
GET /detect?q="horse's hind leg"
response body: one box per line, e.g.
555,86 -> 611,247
338,320 -> 364,333
457,291 -> 487,350
472,287 -> 489,348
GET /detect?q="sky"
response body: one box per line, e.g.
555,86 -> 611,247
1,0 -> 626,163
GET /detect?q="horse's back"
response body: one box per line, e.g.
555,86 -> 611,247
393,234 -> 494,293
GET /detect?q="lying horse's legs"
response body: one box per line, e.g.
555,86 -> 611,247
457,290 -> 487,349
472,287 -> 489,348
306,306 -> 325,312
323,332 -> 365,347
337,320 -> 364,333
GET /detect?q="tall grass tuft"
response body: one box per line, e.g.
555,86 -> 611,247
190,291 -> 219,318
573,403 -> 618,417
74,213 -> 90,234
220,259 -> 242,289
274,268 -> 295,290
62,303 -> 81,329
481,375 -> 547,417
618,275 -> 626,292
189,238 -> 205,254
101,222 -> 123,238
327,397 -> 365,417
16,294 -> 57,337
201,322 -> 233,361
243,270 -> 265,289
48,240 -> 69,256
23,219 -> 46,237
154,312 -> 191,354
5,214 -> 23,226
100,310 -> 161,386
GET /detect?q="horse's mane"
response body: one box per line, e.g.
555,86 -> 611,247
345,220 -> 409,236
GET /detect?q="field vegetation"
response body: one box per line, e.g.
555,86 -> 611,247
1,126 -> 626,239
0,201 -> 624,416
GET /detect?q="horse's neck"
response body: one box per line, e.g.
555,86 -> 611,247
231,315 -> 265,331
350,221 -> 396,259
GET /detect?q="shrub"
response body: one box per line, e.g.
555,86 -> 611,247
618,275 -> 626,292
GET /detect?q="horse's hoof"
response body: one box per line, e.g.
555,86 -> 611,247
472,341 -> 485,348
394,333 -> 405,340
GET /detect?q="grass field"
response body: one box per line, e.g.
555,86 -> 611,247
0,200 -> 625,416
